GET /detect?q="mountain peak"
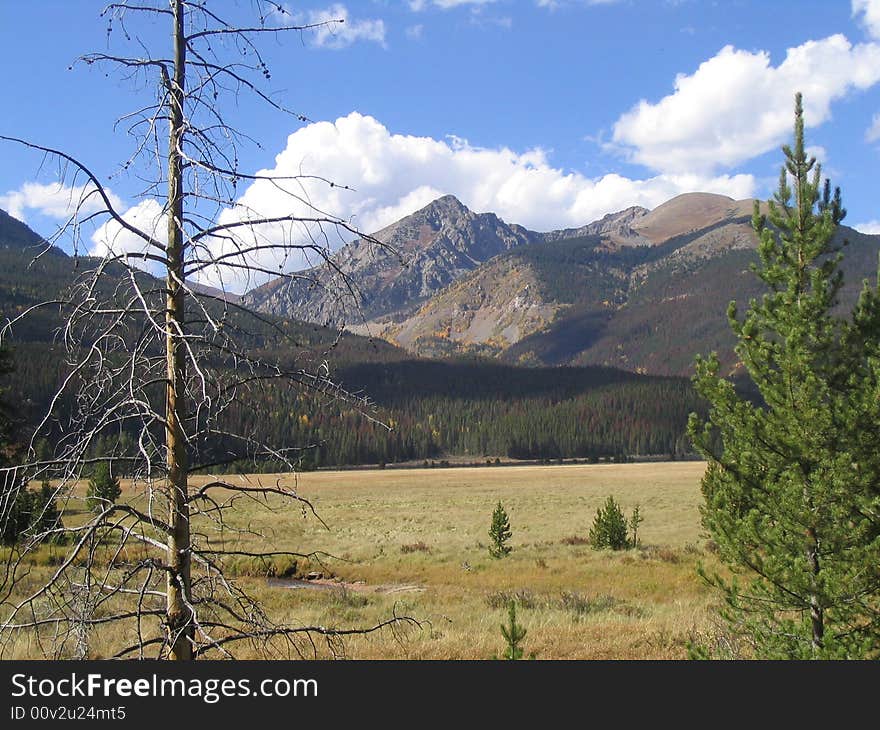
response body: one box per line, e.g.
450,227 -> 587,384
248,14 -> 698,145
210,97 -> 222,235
635,192 -> 750,244
415,194 -> 472,221
244,191 -> 538,324
430,193 -> 467,209
369,194 -> 474,239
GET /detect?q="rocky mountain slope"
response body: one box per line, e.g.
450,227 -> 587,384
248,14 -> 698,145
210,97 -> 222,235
244,192 -> 880,377
243,194 -> 540,327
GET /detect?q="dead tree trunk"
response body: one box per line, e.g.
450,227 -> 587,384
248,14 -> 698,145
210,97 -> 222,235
165,0 -> 193,660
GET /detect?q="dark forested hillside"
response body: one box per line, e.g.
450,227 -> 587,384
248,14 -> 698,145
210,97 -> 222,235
0,209 -> 701,467
0,209 -> 48,251
198,359 -> 701,469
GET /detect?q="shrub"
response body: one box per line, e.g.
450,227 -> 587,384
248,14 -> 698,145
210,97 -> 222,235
560,535 -> 590,546
486,588 -> 537,610
559,591 -> 620,616
589,496 -> 632,550
400,541 -> 430,554
629,504 -> 644,547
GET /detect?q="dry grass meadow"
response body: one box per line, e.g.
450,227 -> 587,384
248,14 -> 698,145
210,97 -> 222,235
5,461 -> 728,660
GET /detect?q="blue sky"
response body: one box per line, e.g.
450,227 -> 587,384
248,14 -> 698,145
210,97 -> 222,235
1,0 -> 879,290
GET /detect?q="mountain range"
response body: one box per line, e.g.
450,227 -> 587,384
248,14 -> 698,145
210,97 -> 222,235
0,208 -> 699,463
4,190 -> 877,464
243,192 -> 880,376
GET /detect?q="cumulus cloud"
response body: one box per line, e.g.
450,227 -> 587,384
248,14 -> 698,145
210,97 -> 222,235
0,181 -> 123,224
190,112 -> 754,292
89,199 -> 168,277
273,4 -> 385,49
12,113 -> 755,294
854,0 -> 880,39
240,112 -> 755,232
612,35 -> 880,175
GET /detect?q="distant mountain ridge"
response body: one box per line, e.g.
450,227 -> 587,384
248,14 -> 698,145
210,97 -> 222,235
243,192 -> 880,376
241,194 -> 666,333
6,188 -> 878,382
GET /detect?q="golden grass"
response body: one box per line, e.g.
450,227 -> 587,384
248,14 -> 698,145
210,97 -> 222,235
5,461 -> 722,659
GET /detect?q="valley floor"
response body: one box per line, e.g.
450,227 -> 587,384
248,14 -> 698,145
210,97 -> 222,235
7,462 -> 726,659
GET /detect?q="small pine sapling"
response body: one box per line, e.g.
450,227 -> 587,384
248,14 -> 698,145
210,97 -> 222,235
629,505 -> 644,548
488,500 -> 512,558
500,600 -> 527,660
86,462 -> 121,512
589,495 -> 632,550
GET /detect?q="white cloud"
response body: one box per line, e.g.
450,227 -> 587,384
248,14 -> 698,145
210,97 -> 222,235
0,182 -> 123,224
471,13 -> 512,29
854,0 -> 880,39
854,220 -> 880,234
537,0 -> 622,7
274,4 -> 385,49
89,199 -> 168,277
410,0 -> 497,10
405,24 -> 424,39
612,35 -> 880,175
806,145 -> 827,164
866,112 -> 880,141
192,112 -> 754,293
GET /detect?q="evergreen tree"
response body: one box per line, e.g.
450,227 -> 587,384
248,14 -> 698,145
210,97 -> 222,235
1,479 -> 32,546
589,495 -> 631,550
500,600 -> 527,660
33,481 -> 62,539
86,462 -> 121,512
0,345 -> 23,546
488,500 -> 513,558
688,93 -> 880,658
0,481 -> 62,546
0,345 -> 14,465
629,504 -> 644,548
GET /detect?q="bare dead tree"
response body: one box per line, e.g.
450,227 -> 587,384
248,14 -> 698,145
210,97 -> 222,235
0,0 -> 413,660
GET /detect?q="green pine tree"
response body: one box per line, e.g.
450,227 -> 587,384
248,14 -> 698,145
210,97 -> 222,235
688,93 -> 880,659
589,495 -> 631,550
0,346 -> 25,546
488,500 -> 512,558
33,481 -> 62,539
86,461 -> 122,512
0,480 -> 62,547
629,504 -> 644,548
500,600 -> 527,660
0,345 -> 15,466
1,479 -> 32,546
